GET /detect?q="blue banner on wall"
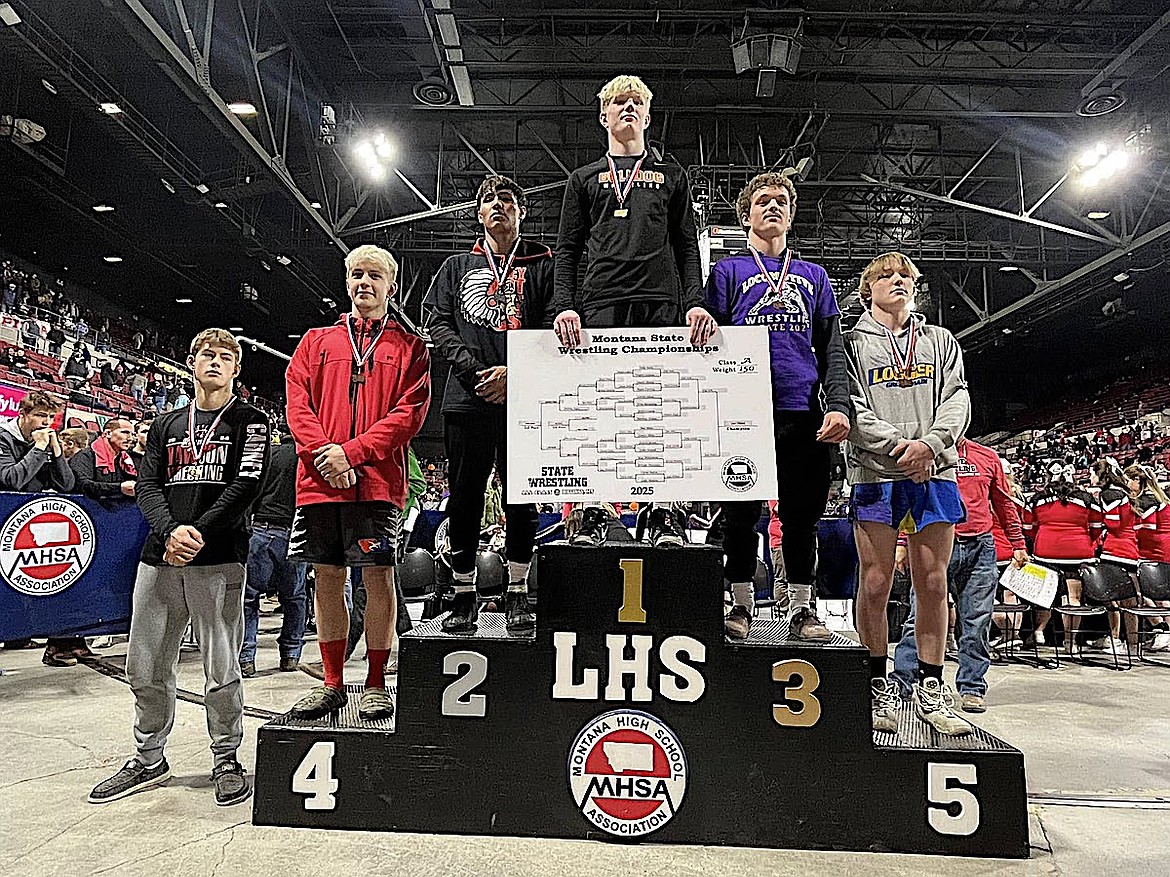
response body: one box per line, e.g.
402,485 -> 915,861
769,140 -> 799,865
0,492 -> 149,641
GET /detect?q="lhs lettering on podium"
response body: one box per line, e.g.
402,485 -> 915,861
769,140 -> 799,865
550,632 -> 706,703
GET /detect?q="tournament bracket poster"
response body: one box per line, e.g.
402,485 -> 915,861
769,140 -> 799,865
507,326 -> 777,503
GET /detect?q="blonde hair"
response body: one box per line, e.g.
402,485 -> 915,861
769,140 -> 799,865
1125,463 -> 1170,505
597,75 -> 653,107
736,172 -> 798,224
345,244 -> 399,284
59,427 -> 90,449
189,328 -> 243,363
859,252 -> 922,302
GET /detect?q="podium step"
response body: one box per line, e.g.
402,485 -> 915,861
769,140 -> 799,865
876,702 -> 1017,752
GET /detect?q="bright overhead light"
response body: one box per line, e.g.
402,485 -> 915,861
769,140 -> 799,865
261,260 -> 272,271
367,163 -> 386,181
999,265 -> 1019,272
227,101 -> 257,115
103,255 -> 123,263
41,79 -> 57,95
214,201 -> 228,209
175,297 -> 193,304
310,200 -> 322,209
92,204 -> 114,212
194,183 -> 210,194
1086,210 -> 1110,220
1113,272 -> 1130,282
275,255 -> 292,266
161,178 -> 175,193
288,333 -> 302,339
228,327 -> 244,332
1002,328 -> 1013,335
99,102 -> 122,114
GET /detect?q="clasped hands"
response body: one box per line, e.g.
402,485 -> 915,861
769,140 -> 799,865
314,443 -> 357,489
164,524 -> 203,566
892,439 -> 936,483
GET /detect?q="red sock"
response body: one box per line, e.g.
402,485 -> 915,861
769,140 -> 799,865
319,639 -> 347,691
366,648 -> 390,690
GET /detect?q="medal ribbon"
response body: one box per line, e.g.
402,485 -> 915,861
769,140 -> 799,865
346,313 -> 386,379
187,397 -> 236,462
483,236 -> 522,293
605,153 -> 646,211
748,246 -> 793,304
884,319 -> 918,377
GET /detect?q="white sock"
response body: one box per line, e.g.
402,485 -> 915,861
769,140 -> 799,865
507,561 -> 530,586
788,584 -> 812,614
142,758 -> 162,769
453,569 -> 476,594
730,582 -> 755,612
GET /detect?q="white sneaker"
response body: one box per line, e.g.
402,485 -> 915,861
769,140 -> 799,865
913,677 -> 973,737
1149,633 -> 1170,652
1085,637 -> 1107,651
871,677 -> 900,734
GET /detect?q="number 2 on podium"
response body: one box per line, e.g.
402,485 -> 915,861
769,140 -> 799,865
618,559 -> 647,623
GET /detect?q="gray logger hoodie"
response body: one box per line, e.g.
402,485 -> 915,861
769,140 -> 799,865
843,310 -> 970,484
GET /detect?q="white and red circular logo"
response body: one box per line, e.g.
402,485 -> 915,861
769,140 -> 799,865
567,710 -> 687,838
0,497 -> 96,596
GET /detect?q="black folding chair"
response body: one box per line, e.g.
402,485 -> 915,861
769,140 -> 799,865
1121,562 -> 1170,665
1055,562 -> 1134,671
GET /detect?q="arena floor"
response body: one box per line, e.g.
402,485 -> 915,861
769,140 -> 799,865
3,613 -> 1169,877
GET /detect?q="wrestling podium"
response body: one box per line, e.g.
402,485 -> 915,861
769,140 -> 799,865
253,545 -> 1029,858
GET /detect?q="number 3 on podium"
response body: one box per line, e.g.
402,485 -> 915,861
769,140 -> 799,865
771,659 -> 822,727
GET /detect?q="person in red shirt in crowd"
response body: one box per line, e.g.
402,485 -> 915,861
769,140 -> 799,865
892,438 -> 1027,713
284,244 -> 431,722
1023,473 -> 1103,652
1089,459 -> 1141,649
1128,463 -> 1170,651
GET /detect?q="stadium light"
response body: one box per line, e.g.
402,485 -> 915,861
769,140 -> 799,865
214,201 -> 228,208
92,204 -> 114,212
310,201 -> 323,209
1075,141 -> 1133,187
352,130 -> 396,181
99,102 -> 122,114
1113,272 -> 1130,282
175,298 -> 193,304
103,255 -> 123,263
1086,210 -> 1110,220
229,327 -> 244,333
999,265 -> 1019,273
228,101 -> 257,115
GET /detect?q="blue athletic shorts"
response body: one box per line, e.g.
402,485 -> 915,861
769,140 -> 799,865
850,479 -> 966,534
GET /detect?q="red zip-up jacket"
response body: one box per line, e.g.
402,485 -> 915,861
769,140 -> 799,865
1023,488 -> 1102,564
1097,486 -> 1141,565
1134,492 -> 1170,563
286,314 -> 430,508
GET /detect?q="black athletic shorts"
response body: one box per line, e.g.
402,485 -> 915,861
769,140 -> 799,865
288,501 -> 402,567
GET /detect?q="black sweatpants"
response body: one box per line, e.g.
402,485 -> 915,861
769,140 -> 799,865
444,411 -> 539,576
582,300 -> 681,329
722,410 -> 832,586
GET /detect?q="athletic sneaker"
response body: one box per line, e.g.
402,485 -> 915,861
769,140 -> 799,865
724,605 -> 752,639
442,591 -> 479,633
569,507 -> 610,546
871,677 -> 900,733
960,693 -> 986,713
88,757 -> 171,803
1150,632 -> 1170,652
212,758 -> 251,806
240,661 -> 256,678
289,685 -> 348,720
504,590 -> 535,634
646,507 -> 686,548
913,677 -> 972,736
358,687 -> 394,721
789,607 -> 831,641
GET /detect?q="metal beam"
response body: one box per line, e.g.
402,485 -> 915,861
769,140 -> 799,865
859,175 -> 1115,244
113,0 -> 347,251
946,277 -> 986,320
453,126 -> 497,175
342,180 -> 567,235
956,219 -> 1170,340
1081,6 -> 1170,95
394,168 -> 436,210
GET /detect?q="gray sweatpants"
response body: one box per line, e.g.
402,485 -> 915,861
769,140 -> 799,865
127,562 -> 246,768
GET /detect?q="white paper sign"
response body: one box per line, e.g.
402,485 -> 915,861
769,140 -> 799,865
506,326 -> 778,503
999,562 -> 1059,609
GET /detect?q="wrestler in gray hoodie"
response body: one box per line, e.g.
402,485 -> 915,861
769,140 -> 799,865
844,310 -> 970,485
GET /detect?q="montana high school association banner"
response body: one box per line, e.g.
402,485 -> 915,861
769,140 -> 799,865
0,493 -> 149,640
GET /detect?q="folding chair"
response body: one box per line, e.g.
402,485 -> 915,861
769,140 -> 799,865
1055,562 -> 1133,671
1121,562 -> 1170,665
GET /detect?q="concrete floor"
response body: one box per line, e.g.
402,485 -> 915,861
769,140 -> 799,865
3,617 -> 1169,877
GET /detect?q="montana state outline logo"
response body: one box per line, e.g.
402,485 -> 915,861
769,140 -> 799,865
567,709 -> 687,837
0,497 -> 96,596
